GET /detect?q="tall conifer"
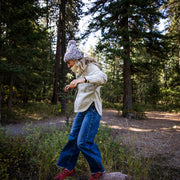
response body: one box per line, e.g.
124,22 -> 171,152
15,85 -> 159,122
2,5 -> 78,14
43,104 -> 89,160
86,0 -> 165,118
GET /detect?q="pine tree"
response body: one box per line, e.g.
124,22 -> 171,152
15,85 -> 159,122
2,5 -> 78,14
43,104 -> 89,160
162,0 -> 180,109
85,0 -> 165,118
0,0 -> 49,116
51,0 -> 83,114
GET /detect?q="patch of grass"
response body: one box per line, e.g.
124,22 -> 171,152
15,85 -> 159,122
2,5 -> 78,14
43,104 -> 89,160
18,101 -> 62,119
1,124 -> 179,179
2,101 -> 76,125
148,155 -> 180,180
96,125 -> 150,179
0,124 -> 149,180
0,125 -> 69,180
2,101 -> 63,124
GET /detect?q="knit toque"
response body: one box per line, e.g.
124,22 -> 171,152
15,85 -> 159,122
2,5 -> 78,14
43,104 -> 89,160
64,40 -> 83,62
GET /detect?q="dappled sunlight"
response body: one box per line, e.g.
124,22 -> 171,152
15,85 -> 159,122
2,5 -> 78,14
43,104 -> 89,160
146,111 -> 180,122
102,122 -> 180,133
101,121 -> 153,132
49,120 -> 66,124
160,125 -> 180,132
101,122 -> 155,133
100,109 -> 180,169
26,114 -> 44,121
101,110 -> 180,134
110,125 -> 153,132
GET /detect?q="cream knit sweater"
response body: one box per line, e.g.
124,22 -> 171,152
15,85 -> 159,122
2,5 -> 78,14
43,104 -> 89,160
74,63 -> 107,116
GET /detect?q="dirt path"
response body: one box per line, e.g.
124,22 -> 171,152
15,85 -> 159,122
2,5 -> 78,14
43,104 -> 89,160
3,109 -> 180,169
102,109 -> 180,169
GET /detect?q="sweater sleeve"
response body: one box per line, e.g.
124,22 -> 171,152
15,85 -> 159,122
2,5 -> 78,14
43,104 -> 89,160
84,64 -> 107,85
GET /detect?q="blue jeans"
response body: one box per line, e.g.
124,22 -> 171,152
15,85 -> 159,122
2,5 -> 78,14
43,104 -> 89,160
57,104 -> 105,174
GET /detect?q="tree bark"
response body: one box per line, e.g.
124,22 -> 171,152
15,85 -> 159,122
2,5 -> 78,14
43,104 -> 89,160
7,73 -> 14,115
60,0 -> 67,114
51,3 -> 62,104
0,0 -> 2,122
122,9 -> 134,119
42,0 -> 49,100
0,81 -> 2,122
178,20 -> 180,69
52,0 -> 67,108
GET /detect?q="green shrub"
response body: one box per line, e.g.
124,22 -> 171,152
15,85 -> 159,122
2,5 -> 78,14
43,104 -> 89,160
0,125 -> 68,180
133,103 -> 146,119
102,101 -> 123,112
0,128 -> 29,179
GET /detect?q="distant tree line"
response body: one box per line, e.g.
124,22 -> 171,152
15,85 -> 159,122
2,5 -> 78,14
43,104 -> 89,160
0,0 -> 179,121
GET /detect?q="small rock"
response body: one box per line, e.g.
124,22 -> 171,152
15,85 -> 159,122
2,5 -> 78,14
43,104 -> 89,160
101,172 -> 131,180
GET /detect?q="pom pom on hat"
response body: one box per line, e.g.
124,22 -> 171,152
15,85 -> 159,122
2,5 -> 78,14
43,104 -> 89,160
64,40 -> 83,62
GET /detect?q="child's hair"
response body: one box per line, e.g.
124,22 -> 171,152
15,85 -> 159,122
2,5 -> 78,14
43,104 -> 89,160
74,57 -> 101,76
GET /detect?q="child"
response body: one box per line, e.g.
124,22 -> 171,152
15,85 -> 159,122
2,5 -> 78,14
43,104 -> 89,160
55,40 -> 107,180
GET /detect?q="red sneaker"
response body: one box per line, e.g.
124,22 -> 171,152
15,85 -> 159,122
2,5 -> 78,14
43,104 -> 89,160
54,168 -> 76,180
90,172 -> 103,180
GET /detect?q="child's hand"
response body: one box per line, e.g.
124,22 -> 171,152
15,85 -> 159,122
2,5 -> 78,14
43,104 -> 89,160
65,78 -> 85,92
69,80 -> 78,89
64,85 -> 70,92
69,78 -> 85,89
64,82 -> 76,92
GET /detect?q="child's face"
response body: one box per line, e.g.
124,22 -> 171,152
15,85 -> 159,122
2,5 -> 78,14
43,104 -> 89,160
66,60 -> 75,68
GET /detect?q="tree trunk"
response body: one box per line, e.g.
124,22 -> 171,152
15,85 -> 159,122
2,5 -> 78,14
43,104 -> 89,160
60,0 -> 67,114
122,11 -> 134,119
52,0 -> 67,107
178,20 -> 180,69
7,73 -> 14,115
123,56 -> 134,118
51,4 -> 62,104
0,0 -> 2,122
42,0 -> 49,100
0,81 -> 2,122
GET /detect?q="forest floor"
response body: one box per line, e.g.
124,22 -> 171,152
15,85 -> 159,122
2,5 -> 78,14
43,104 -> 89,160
102,109 -> 180,170
3,109 -> 180,171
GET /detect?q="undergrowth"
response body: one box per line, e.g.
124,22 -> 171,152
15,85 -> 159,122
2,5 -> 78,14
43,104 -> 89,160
0,125 -> 150,180
1,101 -> 75,125
1,101 -> 62,123
1,124 -> 179,179
2,101 -> 179,124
